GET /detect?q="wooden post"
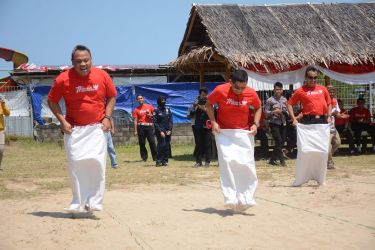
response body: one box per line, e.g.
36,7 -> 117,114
324,75 -> 331,86
199,64 -> 205,88
225,63 -> 231,81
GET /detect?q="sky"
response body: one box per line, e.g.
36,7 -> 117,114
0,0 -> 366,77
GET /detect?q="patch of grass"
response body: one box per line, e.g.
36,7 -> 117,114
1,139 -> 374,199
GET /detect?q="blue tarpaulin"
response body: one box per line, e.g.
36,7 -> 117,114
31,82 -> 221,124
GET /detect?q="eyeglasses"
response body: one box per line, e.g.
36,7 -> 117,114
306,76 -> 318,80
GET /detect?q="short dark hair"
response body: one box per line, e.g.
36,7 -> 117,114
274,82 -> 283,89
231,69 -> 248,83
71,45 -> 91,61
199,87 -> 208,95
136,94 -> 143,99
305,66 -> 318,77
357,97 -> 365,103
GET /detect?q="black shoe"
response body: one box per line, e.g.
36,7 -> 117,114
194,162 -> 202,167
268,159 -> 278,166
280,161 -> 287,167
155,162 -> 162,167
162,162 -> 168,167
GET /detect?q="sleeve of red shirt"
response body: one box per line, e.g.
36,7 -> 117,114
251,90 -> 261,109
104,71 -> 117,97
132,108 -> 138,119
323,87 -> 332,105
47,77 -> 64,103
207,86 -> 221,105
288,90 -> 300,106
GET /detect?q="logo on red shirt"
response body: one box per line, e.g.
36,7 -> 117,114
225,98 -> 248,106
75,84 -> 99,93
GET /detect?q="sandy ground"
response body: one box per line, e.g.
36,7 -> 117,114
0,173 -> 374,250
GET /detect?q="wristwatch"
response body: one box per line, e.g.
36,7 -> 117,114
254,121 -> 260,128
104,115 -> 112,120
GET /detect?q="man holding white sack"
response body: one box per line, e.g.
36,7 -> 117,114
48,45 -> 117,212
287,66 -> 332,186
205,69 -> 262,212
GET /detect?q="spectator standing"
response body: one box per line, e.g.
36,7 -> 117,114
265,82 -> 288,166
153,96 -> 173,167
106,118 -> 119,169
249,109 -> 269,160
132,95 -> 157,162
327,86 -> 341,169
191,87 -> 212,167
0,96 -> 10,171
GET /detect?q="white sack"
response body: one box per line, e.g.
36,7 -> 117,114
64,124 -> 107,211
293,123 -> 330,186
215,129 -> 258,207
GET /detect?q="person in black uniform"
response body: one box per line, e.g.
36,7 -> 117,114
191,87 -> 212,167
153,96 -> 173,167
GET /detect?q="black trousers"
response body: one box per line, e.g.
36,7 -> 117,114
155,133 -> 171,164
137,125 -> 157,161
195,127 -> 212,164
336,125 -> 356,151
255,128 -> 269,158
351,122 -> 375,148
270,123 -> 286,162
286,122 -> 297,155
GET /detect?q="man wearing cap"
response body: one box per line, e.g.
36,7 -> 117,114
48,45 -> 117,212
287,66 -> 332,186
132,95 -> 157,162
153,96 -> 173,167
206,69 -> 262,212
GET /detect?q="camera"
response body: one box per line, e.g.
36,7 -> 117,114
198,96 -> 207,105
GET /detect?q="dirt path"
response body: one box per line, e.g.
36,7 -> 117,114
1,174 -> 374,250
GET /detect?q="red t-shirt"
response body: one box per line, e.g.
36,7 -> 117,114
207,82 -> 261,129
349,106 -> 371,123
288,84 -> 331,116
132,104 -> 155,123
248,110 -> 266,129
335,108 -> 349,126
48,68 -> 117,126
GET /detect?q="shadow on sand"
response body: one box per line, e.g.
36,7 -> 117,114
30,211 -> 99,220
182,207 -> 255,217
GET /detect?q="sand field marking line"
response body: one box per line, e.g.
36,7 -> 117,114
188,181 -> 375,231
104,207 -> 154,250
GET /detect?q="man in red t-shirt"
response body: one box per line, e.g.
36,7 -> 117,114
287,66 -> 332,186
349,98 -> 375,153
48,45 -> 117,212
206,69 -> 262,212
132,95 -> 157,162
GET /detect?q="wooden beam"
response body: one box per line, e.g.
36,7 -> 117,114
180,10 -> 197,55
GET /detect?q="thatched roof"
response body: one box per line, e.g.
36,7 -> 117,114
172,3 -> 375,72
